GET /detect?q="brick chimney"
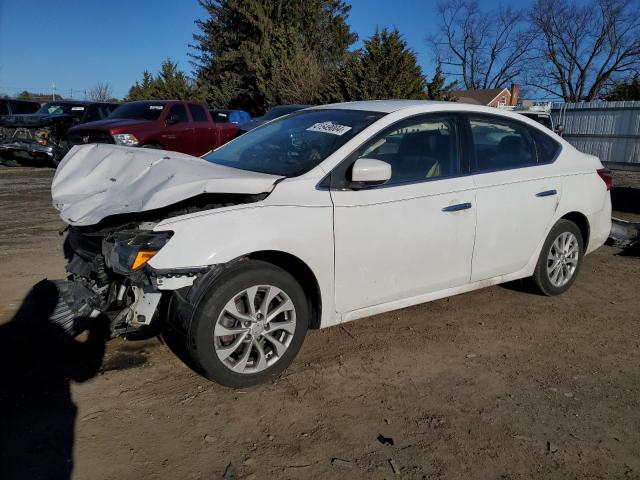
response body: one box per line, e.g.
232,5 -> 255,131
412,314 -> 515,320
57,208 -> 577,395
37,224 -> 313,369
510,83 -> 520,106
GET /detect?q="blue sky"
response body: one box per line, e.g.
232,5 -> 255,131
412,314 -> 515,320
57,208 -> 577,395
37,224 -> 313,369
0,0 -> 527,99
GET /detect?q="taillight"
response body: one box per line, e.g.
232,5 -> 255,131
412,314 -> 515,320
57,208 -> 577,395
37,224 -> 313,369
597,168 -> 612,191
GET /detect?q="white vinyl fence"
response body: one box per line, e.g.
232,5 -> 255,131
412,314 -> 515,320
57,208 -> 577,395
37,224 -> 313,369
551,101 -> 640,167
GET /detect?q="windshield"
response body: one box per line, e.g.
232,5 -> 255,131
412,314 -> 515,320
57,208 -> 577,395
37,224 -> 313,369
203,109 -> 384,176
109,102 -> 167,120
37,102 -> 86,117
263,105 -> 308,121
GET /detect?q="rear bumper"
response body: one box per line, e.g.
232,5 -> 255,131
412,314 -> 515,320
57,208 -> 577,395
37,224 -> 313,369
586,194 -> 612,254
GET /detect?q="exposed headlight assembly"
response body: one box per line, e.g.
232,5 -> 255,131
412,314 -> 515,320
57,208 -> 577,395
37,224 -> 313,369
35,128 -> 50,145
111,231 -> 173,274
112,133 -> 140,146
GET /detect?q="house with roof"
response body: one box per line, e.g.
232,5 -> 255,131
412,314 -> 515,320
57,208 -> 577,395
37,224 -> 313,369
455,84 -> 521,107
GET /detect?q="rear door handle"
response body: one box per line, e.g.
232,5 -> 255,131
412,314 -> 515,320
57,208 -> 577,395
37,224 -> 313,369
442,202 -> 472,212
536,189 -> 557,197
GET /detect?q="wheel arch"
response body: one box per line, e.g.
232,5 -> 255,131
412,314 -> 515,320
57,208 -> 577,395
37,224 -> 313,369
244,250 -> 322,330
560,211 -> 590,251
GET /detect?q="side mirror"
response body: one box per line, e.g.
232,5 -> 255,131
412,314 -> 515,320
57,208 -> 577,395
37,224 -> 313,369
350,158 -> 391,187
165,115 -> 179,125
554,124 -> 564,135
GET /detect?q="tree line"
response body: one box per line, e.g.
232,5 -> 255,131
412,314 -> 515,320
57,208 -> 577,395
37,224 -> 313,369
55,0 -> 640,111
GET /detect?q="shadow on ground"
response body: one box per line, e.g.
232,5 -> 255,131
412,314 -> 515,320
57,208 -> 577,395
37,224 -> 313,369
0,280 -> 108,480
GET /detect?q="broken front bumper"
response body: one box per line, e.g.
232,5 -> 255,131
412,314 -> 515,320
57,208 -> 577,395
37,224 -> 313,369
0,141 -> 56,160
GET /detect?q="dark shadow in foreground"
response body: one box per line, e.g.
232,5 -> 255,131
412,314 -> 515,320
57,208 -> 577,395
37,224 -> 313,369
0,280 -> 108,480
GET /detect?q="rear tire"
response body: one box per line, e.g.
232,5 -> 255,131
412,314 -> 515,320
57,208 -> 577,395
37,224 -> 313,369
532,219 -> 584,296
183,260 -> 309,388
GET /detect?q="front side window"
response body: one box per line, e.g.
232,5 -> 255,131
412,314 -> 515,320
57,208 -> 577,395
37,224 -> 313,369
470,116 -> 536,172
168,104 -> 188,123
349,115 -> 460,185
203,109 -> 383,177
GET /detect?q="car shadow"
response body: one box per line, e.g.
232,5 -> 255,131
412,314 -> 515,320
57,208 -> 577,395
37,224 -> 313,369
499,278 -> 543,295
0,280 -> 108,480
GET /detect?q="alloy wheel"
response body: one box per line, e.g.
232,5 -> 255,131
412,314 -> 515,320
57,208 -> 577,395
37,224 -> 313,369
213,285 -> 296,374
546,232 -> 579,288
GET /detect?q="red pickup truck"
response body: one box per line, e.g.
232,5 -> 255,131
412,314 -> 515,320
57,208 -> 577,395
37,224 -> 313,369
67,100 -> 239,156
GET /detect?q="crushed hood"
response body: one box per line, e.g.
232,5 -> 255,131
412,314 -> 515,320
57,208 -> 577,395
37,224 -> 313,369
52,144 -> 283,226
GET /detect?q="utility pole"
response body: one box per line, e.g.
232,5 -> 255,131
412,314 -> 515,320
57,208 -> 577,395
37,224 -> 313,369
52,82 -> 56,101
70,88 -> 73,99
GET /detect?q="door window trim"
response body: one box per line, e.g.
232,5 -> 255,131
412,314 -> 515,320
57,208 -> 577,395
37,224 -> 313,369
319,112 -> 471,191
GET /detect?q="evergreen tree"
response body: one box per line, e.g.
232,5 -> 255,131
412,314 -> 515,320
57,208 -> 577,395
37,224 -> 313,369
191,0 -> 356,114
127,60 -> 194,101
603,76 -> 640,101
342,28 -> 427,101
426,64 -> 458,101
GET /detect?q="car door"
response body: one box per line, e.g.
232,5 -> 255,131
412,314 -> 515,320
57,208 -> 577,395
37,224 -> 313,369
160,103 -> 195,154
468,114 -> 563,281
330,113 -> 477,314
187,103 -> 213,155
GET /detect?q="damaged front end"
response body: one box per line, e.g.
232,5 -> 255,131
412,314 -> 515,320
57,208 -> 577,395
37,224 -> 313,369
50,143 -> 282,339
57,192 -> 265,339
0,115 -> 73,165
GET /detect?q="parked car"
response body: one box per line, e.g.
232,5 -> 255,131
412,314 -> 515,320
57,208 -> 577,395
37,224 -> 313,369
210,109 -> 251,125
0,100 -> 118,166
0,98 -> 40,116
68,100 -> 240,157
239,104 -> 311,132
50,100 -> 611,388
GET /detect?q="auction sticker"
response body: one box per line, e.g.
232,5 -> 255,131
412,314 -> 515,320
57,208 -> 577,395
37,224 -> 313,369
149,105 -> 164,110
306,122 -> 352,136
71,106 -> 85,111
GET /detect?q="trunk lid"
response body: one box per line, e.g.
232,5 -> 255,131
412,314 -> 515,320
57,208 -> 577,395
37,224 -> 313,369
52,144 -> 283,226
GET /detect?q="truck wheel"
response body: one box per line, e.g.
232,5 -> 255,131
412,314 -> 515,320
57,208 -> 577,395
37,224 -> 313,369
185,260 -> 309,388
532,219 -> 584,296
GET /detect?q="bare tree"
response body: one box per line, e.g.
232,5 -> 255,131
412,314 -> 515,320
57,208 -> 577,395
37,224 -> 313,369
267,48 -> 328,104
87,82 -> 114,102
528,0 -> 640,101
430,0 -> 535,90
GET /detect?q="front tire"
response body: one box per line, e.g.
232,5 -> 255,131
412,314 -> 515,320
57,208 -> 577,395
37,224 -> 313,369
185,260 -> 309,388
532,219 -> 584,296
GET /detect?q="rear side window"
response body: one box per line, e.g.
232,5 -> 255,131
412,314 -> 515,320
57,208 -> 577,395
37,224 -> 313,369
189,104 -> 208,122
168,104 -> 188,123
469,116 -> 536,172
529,127 -> 561,163
0,101 -> 9,115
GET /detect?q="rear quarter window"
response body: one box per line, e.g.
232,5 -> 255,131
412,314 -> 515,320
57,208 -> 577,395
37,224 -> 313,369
529,127 -> 561,164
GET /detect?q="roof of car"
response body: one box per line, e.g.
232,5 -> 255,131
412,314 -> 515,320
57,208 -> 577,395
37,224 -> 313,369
309,100 -> 452,113
307,100 -> 552,124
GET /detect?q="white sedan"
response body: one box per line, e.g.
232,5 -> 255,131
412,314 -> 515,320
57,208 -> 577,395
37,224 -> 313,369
52,100 -> 612,387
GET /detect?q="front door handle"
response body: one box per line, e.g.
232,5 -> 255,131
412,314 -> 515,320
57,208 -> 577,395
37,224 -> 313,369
536,189 -> 557,197
442,202 -> 472,212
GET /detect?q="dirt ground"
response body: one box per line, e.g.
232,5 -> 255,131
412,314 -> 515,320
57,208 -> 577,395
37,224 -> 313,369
0,166 -> 639,480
